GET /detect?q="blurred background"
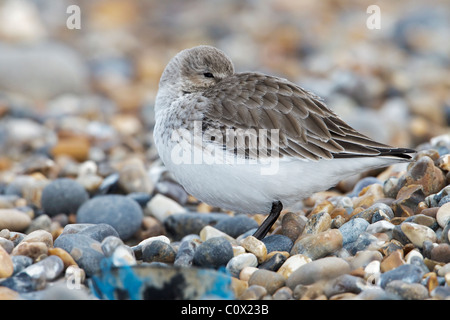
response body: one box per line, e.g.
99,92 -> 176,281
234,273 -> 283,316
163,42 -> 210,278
0,0 -> 449,175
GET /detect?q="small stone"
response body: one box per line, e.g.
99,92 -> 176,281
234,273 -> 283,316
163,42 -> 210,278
10,255 -> 33,275
11,241 -> 48,261
78,223 -> 120,242
366,220 -> 395,234
25,214 -> 52,234
405,214 -> 438,230
0,245 -> 14,278
352,183 -> 385,208
0,272 -> 44,293
142,240 -> 176,263
0,286 -> 20,300
239,285 -> 267,300
199,225 -> 236,243
239,266 -> 258,281
0,209 -> 31,232
154,180 -> 189,205
54,233 -> 104,276
401,156 -> 446,196
302,211 -> 331,235
164,213 -> 230,240
261,234 -> 293,253
437,202 -> 450,228
48,247 -> 77,269
193,237 -> 234,269
51,137 -> 90,162
381,249 -> 405,272
378,264 -> 424,288
145,194 -> 187,222
231,278 -> 248,298
100,236 -> 124,257
272,286 -> 293,300
323,274 -> 366,297
258,252 -> 287,271
226,253 -> 258,277
392,185 -> 426,217
401,222 -> 437,248
277,254 -> 312,278
117,157 -> 154,194
21,255 -> 64,281
174,238 -> 201,267
430,243 -> 450,263
281,211 -> 307,242
76,194 -> 143,240
290,229 -> 343,260
339,218 -> 369,246
240,236 -> 267,263
22,230 -> 53,248
349,250 -> 383,270
385,280 -> 429,300
215,214 -> 258,238
286,257 -> 351,288
248,269 -> 286,295
111,245 -> 136,266
0,238 -> 14,253
41,178 -> 89,216
136,216 -> 165,240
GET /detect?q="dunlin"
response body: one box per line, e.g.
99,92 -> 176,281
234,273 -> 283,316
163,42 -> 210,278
154,45 -> 415,239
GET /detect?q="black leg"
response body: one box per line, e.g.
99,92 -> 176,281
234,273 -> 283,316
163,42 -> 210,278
253,201 -> 283,240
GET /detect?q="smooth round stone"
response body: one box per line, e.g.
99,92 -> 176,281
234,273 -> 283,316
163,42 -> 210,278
41,178 -> 89,216
290,229 -> 343,260
240,236 -> 267,263
0,237 -> 14,253
258,252 -> 287,271
164,212 -> 230,240
239,284 -> 267,300
366,220 -> 395,234
302,211 -> 331,235
248,269 -> 286,295
430,243 -> 450,263
0,209 -> 31,232
48,248 -> 77,269
78,223 -> 120,242
323,274 -> 366,297
348,177 -> 382,197
118,158 -> 154,194
0,246 -> 14,278
126,192 -> 152,208
174,239 -> 201,267
281,211 -> 307,242
378,264 -> 424,288
277,254 -> 312,278
22,230 -> 53,248
215,215 -> 258,238
77,195 -> 143,240
286,257 -> 351,288
142,240 -> 176,263
401,222 -> 437,248
339,218 -> 369,246
145,194 -> 187,222
226,253 -> 258,277
11,241 -> 48,261
11,255 -> 33,275
345,232 -> 379,255
25,214 -> 52,234
193,237 -> 234,269
154,180 -> 189,205
21,255 -> 64,281
101,236 -> 124,257
0,271 -> 44,293
54,233 -> 104,276
385,280 -> 429,300
437,202 -> 450,228
261,234 -> 293,253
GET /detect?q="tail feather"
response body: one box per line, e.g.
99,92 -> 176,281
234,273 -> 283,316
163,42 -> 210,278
333,147 -> 416,160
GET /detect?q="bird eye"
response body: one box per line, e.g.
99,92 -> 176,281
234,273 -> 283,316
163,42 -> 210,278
203,72 -> 214,78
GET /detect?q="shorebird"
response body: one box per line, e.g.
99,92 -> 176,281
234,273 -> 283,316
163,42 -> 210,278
153,45 -> 414,239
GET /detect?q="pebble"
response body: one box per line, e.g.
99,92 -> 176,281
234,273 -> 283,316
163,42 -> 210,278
401,222 -> 437,248
339,218 -> 369,246
10,255 -> 33,275
239,285 -> 267,300
199,225 -> 236,243
214,214 -> 258,238
226,253 -> 258,277
240,236 -> 267,263
76,194 -> 143,240
302,211 -> 331,235
378,264 -> 425,288
248,269 -> 286,294
281,211 -> 306,242
436,202 -> 450,228
290,229 -> 343,260
0,246 -> 14,278
261,234 -> 293,253
173,239 -> 200,267
48,247 -> 77,269
145,194 -> 187,222
142,240 -> 176,263
78,224 -> 120,242
193,237 -> 234,269
101,236 -> 124,257
41,178 -> 89,216
22,230 -> 53,248
0,209 -> 31,232
11,241 -> 48,261
54,233 -> 104,276
111,245 -> 137,266
258,252 -> 287,271
164,213 -> 230,240
323,274 -> 367,298
384,280 -> 429,300
117,157 -> 154,194
21,255 -> 64,281
277,254 -> 312,278
430,243 -> 450,263
286,257 -> 351,288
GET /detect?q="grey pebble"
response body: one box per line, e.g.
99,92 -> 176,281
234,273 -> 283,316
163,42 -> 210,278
78,223 -> 120,242
193,237 -> 233,269
385,280 -> 429,300
142,240 -> 176,263
41,178 -> 89,216
378,264 -> 425,289
261,234 -> 293,253
215,214 -> 258,238
339,218 -> 369,246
